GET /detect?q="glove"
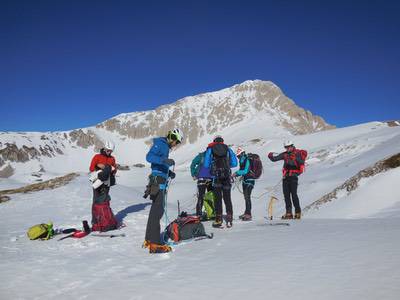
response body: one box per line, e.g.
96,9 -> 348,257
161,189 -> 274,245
268,152 -> 274,159
168,170 -> 176,179
164,158 -> 175,166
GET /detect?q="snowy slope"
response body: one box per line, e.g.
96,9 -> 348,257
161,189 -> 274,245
1,120 -> 400,299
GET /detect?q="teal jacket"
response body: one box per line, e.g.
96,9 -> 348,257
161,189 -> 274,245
235,154 -> 255,185
190,152 -> 204,177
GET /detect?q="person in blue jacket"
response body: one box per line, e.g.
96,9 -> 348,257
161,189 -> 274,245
204,135 -> 238,227
233,147 -> 255,221
190,151 -> 213,216
143,128 -> 183,253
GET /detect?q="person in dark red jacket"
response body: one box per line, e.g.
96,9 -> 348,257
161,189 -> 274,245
89,141 -> 118,231
268,141 -> 306,220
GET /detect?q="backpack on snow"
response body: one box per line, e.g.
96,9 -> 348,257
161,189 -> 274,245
91,200 -> 118,232
210,143 -> 231,179
202,191 -> 216,220
164,215 -> 207,242
27,223 -> 54,240
246,153 -> 263,179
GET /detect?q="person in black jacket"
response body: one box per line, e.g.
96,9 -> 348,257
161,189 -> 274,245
268,141 -> 305,219
204,136 -> 238,228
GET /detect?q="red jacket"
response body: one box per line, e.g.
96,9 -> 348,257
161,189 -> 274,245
89,153 -> 117,173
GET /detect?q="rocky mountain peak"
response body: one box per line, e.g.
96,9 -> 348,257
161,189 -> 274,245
97,80 -> 335,143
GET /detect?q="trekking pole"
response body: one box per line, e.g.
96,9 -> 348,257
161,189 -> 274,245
177,200 -> 181,216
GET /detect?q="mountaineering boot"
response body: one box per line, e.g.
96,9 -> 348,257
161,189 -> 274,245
142,240 -> 150,249
226,214 -> 233,228
294,212 -> 301,220
149,243 -> 172,254
241,214 -> 252,221
212,215 -> 223,227
281,212 -> 293,220
212,219 -> 223,228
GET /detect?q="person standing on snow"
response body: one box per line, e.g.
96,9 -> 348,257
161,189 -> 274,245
143,129 -> 183,253
268,141 -> 306,219
190,151 -> 213,217
204,135 -> 238,228
89,141 -> 119,231
233,147 -> 255,221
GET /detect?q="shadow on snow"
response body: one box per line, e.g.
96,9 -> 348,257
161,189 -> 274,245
115,202 -> 151,222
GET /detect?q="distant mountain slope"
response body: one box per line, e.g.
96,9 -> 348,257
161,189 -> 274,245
0,80 -> 333,179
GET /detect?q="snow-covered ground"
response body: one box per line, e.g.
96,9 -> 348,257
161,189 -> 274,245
1,122 -> 400,299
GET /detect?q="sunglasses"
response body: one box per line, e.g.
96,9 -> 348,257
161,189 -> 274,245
170,134 -> 181,144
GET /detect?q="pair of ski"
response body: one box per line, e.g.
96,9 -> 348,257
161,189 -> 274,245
57,220 -> 125,241
58,231 -> 126,241
259,217 -> 290,226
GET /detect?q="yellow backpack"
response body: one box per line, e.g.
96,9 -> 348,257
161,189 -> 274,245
27,222 -> 54,240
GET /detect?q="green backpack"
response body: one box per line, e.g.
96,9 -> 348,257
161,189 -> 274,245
27,222 -> 54,240
203,191 -> 216,220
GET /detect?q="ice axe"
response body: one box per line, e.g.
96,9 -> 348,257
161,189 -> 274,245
267,196 -> 278,220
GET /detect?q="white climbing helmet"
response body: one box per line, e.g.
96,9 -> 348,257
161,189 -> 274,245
104,141 -> 115,152
283,140 -> 294,148
236,147 -> 245,156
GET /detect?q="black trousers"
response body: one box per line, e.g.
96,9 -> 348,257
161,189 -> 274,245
196,179 -> 212,216
213,178 -> 233,222
242,183 -> 254,215
145,176 -> 167,244
282,176 -> 301,214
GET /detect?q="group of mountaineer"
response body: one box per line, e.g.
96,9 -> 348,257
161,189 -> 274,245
88,128 -> 307,253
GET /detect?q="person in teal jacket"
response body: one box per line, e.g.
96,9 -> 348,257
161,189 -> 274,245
233,147 -> 255,221
190,151 -> 212,216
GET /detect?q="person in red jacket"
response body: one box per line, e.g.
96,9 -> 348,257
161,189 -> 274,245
268,141 -> 306,220
89,141 -> 118,231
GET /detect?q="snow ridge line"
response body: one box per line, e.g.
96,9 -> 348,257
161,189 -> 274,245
304,153 -> 400,212
0,172 -> 80,203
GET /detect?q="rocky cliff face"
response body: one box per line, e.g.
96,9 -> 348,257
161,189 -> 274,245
97,80 -> 334,143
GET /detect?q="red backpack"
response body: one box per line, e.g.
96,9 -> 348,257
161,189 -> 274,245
91,200 -> 118,232
165,215 -> 206,242
283,149 -> 308,176
247,153 -> 263,179
293,149 -> 307,174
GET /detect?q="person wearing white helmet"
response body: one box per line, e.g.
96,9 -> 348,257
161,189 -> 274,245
268,141 -> 307,219
143,128 -> 183,253
233,147 -> 255,221
89,141 -> 118,231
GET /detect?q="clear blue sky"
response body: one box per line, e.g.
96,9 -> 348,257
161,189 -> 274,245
1,0 -> 399,131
